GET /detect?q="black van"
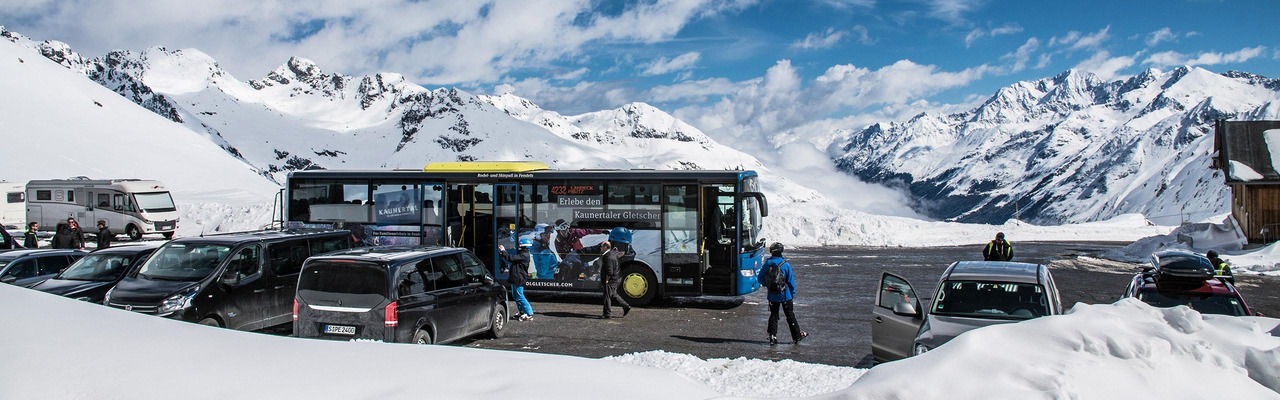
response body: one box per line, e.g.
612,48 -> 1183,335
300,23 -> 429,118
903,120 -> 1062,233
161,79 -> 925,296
294,245 -> 508,344
105,229 -> 353,331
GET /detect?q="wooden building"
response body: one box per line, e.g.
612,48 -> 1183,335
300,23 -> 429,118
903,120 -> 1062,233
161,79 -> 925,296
1213,120 -> 1280,243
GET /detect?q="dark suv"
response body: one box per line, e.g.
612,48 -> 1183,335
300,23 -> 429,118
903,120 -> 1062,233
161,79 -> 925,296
294,245 -> 507,344
30,243 -> 162,303
0,248 -> 87,287
1123,249 -> 1258,316
105,229 -> 354,331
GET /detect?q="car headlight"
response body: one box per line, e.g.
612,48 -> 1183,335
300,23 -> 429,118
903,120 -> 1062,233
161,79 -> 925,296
913,343 -> 931,356
158,286 -> 201,314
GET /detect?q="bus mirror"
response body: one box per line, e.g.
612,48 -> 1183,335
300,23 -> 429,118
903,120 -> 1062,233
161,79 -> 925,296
742,192 -> 768,217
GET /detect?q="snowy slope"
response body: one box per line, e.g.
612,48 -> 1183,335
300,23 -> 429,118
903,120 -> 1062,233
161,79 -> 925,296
831,68 -> 1280,225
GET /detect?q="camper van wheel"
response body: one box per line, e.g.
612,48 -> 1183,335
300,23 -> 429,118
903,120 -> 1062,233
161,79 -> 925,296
126,225 -> 142,241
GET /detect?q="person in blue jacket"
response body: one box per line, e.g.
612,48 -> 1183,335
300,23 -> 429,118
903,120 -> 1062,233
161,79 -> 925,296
758,242 -> 807,345
499,239 -> 535,321
530,224 -> 559,279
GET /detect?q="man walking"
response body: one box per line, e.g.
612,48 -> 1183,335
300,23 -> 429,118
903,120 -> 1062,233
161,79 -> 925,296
983,232 -> 1013,261
598,241 -> 631,319
96,220 -> 113,249
758,242 -> 806,345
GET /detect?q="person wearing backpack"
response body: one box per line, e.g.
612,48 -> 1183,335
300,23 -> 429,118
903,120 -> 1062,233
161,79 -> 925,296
757,242 -> 807,345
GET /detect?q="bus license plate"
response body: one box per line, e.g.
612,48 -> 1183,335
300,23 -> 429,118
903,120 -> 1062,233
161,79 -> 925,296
324,324 -> 356,335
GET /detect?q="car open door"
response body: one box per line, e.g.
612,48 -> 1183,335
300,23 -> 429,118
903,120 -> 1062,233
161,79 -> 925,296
872,272 -> 925,362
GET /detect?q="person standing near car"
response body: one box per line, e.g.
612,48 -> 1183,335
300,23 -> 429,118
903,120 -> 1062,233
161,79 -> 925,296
983,232 -> 1013,261
758,242 -> 807,345
598,241 -> 631,319
23,222 -> 39,248
1206,250 -> 1235,284
499,239 -> 535,321
66,217 -> 86,250
96,220 -> 113,249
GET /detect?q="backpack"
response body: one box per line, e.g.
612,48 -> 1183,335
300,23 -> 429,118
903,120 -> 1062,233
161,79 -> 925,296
766,262 -> 787,294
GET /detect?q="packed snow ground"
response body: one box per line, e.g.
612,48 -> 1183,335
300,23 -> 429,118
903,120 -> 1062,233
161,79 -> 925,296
2,283 -> 1277,399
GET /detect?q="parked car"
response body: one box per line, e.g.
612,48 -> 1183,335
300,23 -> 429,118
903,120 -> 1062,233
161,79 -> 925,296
872,261 -> 1063,362
1122,249 -> 1259,316
104,228 -> 354,331
29,243 -> 161,302
294,245 -> 508,344
0,248 -> 88,287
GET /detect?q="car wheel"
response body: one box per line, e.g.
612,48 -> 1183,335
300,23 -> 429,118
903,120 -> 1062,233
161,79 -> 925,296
162,232 -> 174,240
126,225 -> 142,241
413,328 -> 433,345
487,301 -> 508,339
619,263 -> 657,306
198,317 -> 222,327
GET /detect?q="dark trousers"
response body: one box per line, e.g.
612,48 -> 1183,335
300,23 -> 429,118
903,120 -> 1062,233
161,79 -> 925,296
768,300 -> 802,339
603,278 -> 630,316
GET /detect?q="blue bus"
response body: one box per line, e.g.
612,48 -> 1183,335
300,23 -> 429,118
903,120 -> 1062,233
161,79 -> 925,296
282,161 -> 769,305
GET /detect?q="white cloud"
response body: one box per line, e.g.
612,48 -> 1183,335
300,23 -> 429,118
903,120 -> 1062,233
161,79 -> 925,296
0,0 -> 748,85
1073,50 -> 1135,81
1049,26 -> 1109,51
964,23 -> 1023,47
927,0 -> 985,24
1142,46 -> 1267,68
1145,27 -> 1176,47
819,0 -> 876,8
639,52 -> 701,76
791,28 -> 846,51
645,77 -> 739,102
1001,37 -> 1040,72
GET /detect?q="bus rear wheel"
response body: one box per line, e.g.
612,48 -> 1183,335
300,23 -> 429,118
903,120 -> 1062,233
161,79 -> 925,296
619,264 -> 657,306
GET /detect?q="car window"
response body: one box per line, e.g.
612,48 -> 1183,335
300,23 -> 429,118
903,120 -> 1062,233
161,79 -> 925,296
39,255 -> 75,276
879,274 -> 916,310
432,254 -> 466,290
397,261 -> 429,297
140,243 -> 232,281
269,241 -> 308,276
310,236 -> 351,257
1135,291 -> 1248,316
297,260 -> 388,309
931,281 -> 1049,319
228,246 -> 262,279
458,251 -> 487,283
3,259 -> 37,280
59,253 -> 135,281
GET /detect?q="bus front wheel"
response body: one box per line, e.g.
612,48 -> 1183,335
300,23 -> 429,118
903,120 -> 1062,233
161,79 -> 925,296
619,264 -> 657,306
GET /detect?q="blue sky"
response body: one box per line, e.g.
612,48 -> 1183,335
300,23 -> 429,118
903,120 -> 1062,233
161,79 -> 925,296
1,0 -> 1276,135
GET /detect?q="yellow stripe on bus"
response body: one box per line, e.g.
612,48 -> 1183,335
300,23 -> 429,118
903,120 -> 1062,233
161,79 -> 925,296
422,161 -> 551,173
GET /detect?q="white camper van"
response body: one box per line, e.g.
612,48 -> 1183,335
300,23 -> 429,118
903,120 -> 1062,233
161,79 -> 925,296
1,181 -> 24,228
26,178 -> 180,240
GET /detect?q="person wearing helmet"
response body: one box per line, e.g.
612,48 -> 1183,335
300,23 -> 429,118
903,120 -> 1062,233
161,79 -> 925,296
983,232 -> 1013,261
757,242 -> 807,345
551,219 -> 609,280
499,238 -> 535,321
1206,250 -> 1235,284
530,224 -> 559,279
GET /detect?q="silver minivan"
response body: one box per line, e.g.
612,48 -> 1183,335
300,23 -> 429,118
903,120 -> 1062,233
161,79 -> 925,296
872,261 -> 1062,362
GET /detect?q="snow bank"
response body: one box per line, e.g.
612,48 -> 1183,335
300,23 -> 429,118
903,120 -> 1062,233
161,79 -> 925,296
607,350 -> 866,398
1105,214 -> 1280,276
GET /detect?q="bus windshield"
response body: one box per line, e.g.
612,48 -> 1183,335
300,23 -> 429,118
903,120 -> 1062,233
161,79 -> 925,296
134,192 -> 177,213
138,243 -> 231,281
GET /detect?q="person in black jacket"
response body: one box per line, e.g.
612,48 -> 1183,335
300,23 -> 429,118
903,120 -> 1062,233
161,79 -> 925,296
983,232 -> 1013,261
23,222 -> 39,248
499,239 -> 535,321
66,217 -> 86,250
52,222 -> 73,249
598,241 -> 631,319
96,220 -> 113,249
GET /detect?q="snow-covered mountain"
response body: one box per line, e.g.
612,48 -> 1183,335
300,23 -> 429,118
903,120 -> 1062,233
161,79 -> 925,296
830,68 -> 1280,225
0,27 -> 1175,245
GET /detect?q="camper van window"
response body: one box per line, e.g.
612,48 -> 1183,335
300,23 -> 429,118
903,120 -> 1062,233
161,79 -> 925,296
36,190 -> 51,201
134,192 -> 177,213
97,194 -> 110,208
66,190 -> 74,202
6,192 -> 22,203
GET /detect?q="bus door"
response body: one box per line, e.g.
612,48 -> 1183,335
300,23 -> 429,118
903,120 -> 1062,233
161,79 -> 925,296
662,185 -> 700,296
446,184 -> 496,268
700,185 -> 737,295
492,184 -> 520,273
421,184 -> 446,245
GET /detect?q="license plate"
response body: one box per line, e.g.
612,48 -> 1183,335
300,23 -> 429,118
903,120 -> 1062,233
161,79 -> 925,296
323,324 -> 356,335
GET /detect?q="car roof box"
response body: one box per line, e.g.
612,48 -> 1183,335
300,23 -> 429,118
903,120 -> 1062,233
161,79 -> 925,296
1152,251 -> 1214,281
